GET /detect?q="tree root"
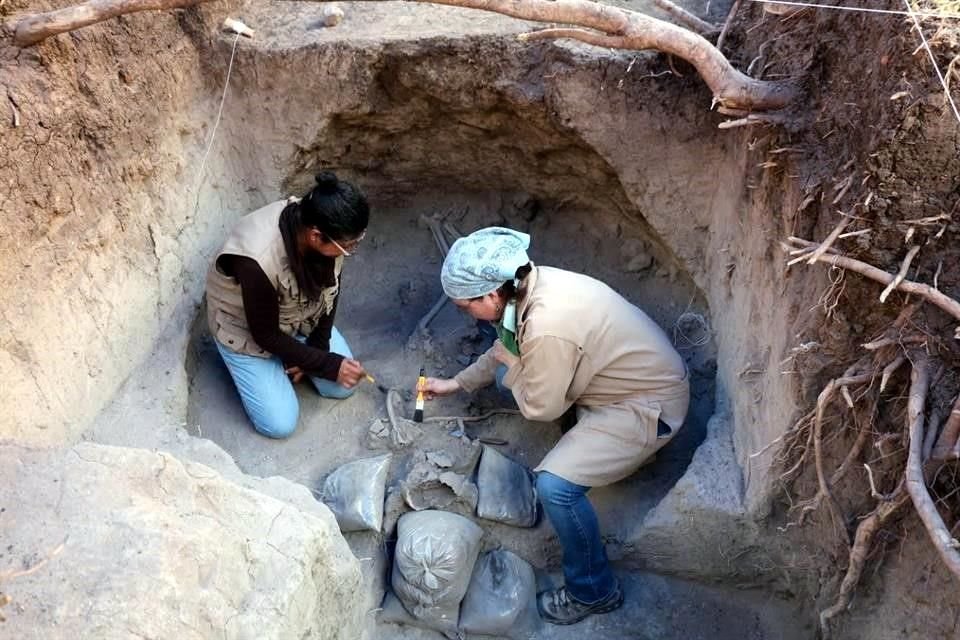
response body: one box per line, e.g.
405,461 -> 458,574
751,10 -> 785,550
784,237 -> 960,336
800,365 -> 873,534
905,355 -> 960,581
931,392 -> 960,461
778,245 -> 960,630
409,214 -> 460,342
649,0 -> 717,34
11,0 -> 798,113
818,488 -> 909,638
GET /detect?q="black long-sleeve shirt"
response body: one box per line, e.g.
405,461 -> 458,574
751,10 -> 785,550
219,254 -> 344,381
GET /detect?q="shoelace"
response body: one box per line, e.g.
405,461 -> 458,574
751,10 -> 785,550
549,587 -> 575,610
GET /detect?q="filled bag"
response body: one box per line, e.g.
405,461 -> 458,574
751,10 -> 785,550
321,453 -> 391,532
391,510 -> 484,636
476,446 -> 537,528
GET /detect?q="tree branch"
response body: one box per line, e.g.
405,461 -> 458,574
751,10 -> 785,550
11,0 -> 798,112
518,27 -> 627,49
13,0 -> 202,47
649,0 -> 716,35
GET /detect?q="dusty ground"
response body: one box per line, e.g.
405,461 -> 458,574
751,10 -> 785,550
90,190 -> 812,639
4,0 -> 960,637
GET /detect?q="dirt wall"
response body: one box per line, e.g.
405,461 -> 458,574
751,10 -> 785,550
9,3 -> 959,635
0,0 -> 266,444
2,0 -> 811,556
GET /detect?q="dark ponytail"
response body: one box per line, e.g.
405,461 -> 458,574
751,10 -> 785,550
496,263 -> 533,302
300,171 -> 369,240
279,172 -> 370,299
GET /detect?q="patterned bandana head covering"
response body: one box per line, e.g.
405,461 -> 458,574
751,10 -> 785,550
441,227 -> 531,299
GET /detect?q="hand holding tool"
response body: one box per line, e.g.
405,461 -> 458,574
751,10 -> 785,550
414,367 -> 426,423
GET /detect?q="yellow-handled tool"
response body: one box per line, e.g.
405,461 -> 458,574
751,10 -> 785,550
414,367 -> 426,422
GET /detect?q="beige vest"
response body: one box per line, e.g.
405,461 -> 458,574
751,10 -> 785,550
205,199 -> 343,357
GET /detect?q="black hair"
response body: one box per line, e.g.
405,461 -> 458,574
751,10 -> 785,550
279,171 -> 370,299
475,263 -> 533,303
300,171 -> 369,241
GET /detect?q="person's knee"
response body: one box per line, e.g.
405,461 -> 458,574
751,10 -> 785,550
319,384 -> 356,400
250,403 -> 299,439
536,471 -> 583,507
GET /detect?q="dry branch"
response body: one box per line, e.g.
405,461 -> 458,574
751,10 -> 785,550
879,245 -> 921,303
905,355 -> 960,582
11,0 -> 797,113
13,0 -> 202,46
649,0 -> 716,34
786,237 -> 960,332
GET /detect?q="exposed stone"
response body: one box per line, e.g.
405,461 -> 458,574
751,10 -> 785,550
625,404 -> 762,582
0,442 -> 364,640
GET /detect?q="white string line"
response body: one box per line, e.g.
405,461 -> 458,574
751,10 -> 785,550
193,32 -> 242,216
751,0 -> 960,19
903,0 -> 960,125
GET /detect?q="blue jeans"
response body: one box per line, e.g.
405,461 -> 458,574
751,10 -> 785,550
495,363 -> 509,392
215,327 -> 355,439
535,471 -> 617,604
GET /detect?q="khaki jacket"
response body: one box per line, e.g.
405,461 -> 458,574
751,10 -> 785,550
455,266 -> 689,486
205,200 -> 342,358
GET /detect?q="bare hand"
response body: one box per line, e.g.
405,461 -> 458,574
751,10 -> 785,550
420,377 -> 461,400
492,340 -> 520,368
337,358 -> 366,388
285,365 -> 305,384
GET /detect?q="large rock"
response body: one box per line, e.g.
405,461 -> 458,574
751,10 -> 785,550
0,442 -> 364,640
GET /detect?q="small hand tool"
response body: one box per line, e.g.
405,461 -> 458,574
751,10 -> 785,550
414,367 -> 426,423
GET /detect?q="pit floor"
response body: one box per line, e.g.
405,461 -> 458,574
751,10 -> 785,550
170,195 -> 803,639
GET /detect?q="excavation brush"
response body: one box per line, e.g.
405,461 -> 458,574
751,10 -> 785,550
414,367 -> 426,422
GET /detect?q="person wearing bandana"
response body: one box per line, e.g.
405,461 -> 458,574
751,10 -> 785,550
421,226 -> 689,625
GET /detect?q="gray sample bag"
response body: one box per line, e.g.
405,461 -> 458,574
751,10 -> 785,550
321,453 -> 391,533
475,446 -> 538,527
391,510 -> 484,636
459,549 -> 539,638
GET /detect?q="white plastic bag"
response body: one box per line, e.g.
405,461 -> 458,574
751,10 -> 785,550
391,510 -> 484,636
321,454 -> 391,532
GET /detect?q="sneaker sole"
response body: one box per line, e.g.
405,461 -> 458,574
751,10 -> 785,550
540,589 -> 625,626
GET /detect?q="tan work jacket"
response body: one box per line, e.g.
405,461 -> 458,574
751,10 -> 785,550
455,266 -> 689,486
205,199 -> 342,358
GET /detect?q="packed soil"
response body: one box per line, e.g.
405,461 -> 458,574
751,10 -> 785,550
3,0 -> 960,638
180,195 -> 784,639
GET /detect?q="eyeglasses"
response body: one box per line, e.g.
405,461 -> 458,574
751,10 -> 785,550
329,231 -> 366,257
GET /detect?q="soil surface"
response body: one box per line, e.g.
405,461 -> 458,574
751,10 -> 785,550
6,0 -> 960,637
177,193 -> 752,639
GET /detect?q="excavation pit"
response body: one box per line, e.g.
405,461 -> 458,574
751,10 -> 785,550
182,190 -> 798,639
5,0 -> 820,638
155,2 -> 807,633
